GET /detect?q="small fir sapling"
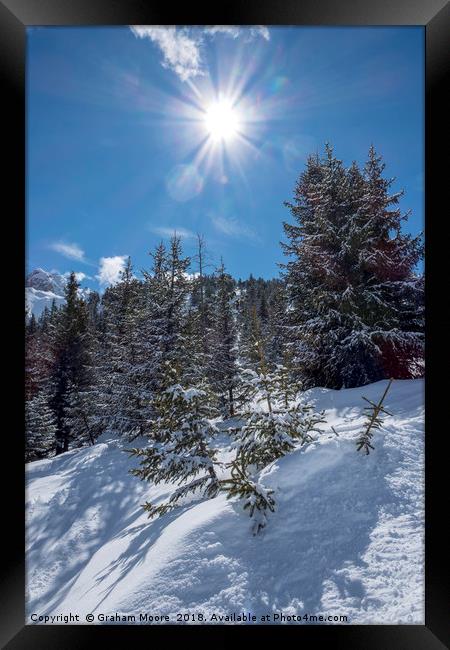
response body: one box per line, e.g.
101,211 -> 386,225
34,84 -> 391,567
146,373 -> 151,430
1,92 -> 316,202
356,378 -> 393,454
223,307 -> 325,533
235,307 -> 325,469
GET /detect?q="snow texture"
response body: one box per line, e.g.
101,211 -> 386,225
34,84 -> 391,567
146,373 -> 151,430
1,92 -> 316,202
26,379 -> 424,625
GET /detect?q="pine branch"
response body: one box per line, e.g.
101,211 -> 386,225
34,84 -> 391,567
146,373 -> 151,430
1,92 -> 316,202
220,460 -> 275,535
142,474 -> 220,520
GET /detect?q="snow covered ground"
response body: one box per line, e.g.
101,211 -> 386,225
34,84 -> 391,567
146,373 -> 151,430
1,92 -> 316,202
26,379 -> 424,625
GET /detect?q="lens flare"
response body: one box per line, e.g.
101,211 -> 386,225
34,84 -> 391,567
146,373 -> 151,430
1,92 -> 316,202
166,164 -> 204,202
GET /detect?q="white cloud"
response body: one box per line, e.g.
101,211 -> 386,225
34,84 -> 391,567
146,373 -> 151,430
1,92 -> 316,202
204,25 -> 270,41
96,256 -> 128,287
250,26 -> 270,41
50,241 -> 86,262
130,26 -> 204,81
204,26 -> 241,39
130,25 -> 270,81
210,214 -> 260,243
63,271 -> 92,282
149,225 -> 196,240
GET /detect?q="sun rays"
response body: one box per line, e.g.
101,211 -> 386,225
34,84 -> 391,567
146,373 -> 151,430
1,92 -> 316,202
204,100 -> 240,142
116,32 -> 301,203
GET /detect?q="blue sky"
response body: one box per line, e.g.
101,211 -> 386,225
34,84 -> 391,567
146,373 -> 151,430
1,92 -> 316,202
27,26 -> 424,287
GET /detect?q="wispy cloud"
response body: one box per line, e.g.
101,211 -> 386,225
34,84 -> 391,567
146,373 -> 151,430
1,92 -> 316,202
204,26 -> 241,39
210,214 -> 261,243
250,26 -> 270,41
149,225 -> 196,240
130,25 -> 270,82
204,26 -> 270,41
49,241 -> 86,262
130,26 -> 204,81
96,256 -> 128,287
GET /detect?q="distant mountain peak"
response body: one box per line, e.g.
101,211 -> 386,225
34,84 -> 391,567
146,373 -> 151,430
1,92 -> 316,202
26,268 -> 67,294
26,268 -> 90,317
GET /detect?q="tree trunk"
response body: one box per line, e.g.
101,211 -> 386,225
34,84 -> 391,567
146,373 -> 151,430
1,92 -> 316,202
228,386 -> 234,417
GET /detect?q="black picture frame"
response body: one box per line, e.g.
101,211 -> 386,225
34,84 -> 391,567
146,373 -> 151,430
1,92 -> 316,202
2,1 -> 448,647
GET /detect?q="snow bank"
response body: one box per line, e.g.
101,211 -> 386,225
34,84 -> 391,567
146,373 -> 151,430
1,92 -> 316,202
26,379 -> 424,625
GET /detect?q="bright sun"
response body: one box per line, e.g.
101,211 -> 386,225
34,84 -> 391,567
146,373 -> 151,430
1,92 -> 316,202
205,101 -> 239,142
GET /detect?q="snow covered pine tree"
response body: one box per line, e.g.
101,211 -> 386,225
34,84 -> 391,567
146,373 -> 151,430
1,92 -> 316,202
98,257 -> 154,440
209,261 -> 238,417
281,143 -> 424,389
25,391 -> 57,461
47,272 -> 97,454
126,362 -> 221,518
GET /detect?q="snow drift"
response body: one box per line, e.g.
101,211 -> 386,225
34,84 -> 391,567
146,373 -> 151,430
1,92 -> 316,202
26,379 -> 424,625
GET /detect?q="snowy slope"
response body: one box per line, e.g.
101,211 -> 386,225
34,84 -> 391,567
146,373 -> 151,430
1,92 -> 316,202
26,379 -> 424,625
25,287 -> 66,318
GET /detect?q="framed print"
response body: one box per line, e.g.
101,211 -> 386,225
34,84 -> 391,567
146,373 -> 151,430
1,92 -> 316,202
1,0 -> 448,647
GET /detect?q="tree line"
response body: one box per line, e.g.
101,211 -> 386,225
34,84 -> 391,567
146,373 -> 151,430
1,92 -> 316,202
26,144 -> 424,483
